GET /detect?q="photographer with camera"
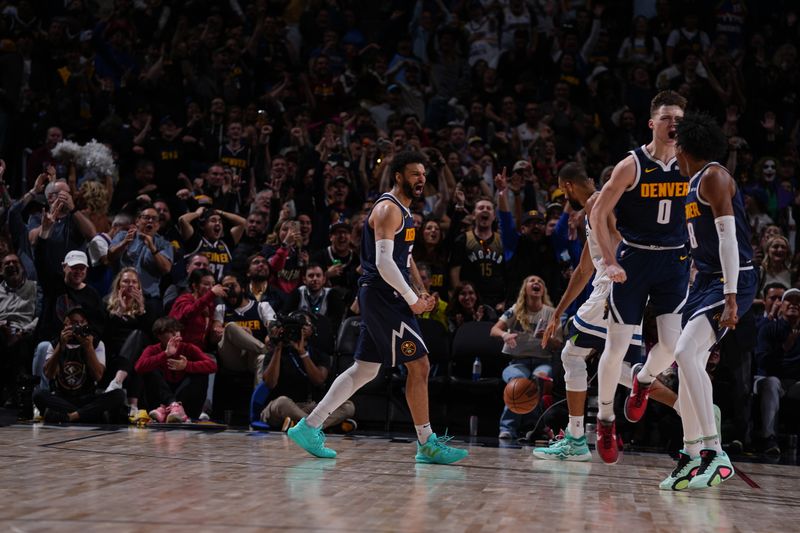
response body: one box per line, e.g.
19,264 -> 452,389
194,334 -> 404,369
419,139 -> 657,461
213,274 -> 276,379
33,306 -> 126,424
259,311 -> 354,432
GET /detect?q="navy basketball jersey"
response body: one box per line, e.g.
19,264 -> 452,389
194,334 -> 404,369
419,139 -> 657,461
223,301 -> 269,343
615,146 -> 688,247
184,236 -> 233,281
685,162 -> 752,274
360,193 -> 416,289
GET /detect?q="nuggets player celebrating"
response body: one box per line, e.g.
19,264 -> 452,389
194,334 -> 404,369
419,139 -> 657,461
658,112 -> 757,490
590,91 -> 689,464
534,163 -> 678,462
289,151 -> 468,465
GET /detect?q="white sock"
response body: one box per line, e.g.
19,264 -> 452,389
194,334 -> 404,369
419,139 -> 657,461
568,415 -> 584,438
702,435 -> 723,454
684,437 -> 703,457
597,323 -> 635,422
415,423 -> 433,444
306,360 -> 381,428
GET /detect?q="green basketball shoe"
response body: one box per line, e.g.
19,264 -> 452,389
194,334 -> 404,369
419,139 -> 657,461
688,449 -> 735,489
287,418 -> 337,459
659,451 -> 702,491
415,433 -> 469,465
532,431 -> 591,462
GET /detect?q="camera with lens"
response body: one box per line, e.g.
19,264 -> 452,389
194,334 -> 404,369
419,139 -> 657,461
71,324 -> 91,338
270,312 -> 307,344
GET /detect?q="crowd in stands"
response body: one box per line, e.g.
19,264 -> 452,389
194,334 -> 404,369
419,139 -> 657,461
0,0 -> 798,452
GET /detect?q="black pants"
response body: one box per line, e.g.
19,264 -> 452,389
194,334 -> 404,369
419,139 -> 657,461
33,389 -> 127,423
142,371 -> 208,419
100,330 -> 150,397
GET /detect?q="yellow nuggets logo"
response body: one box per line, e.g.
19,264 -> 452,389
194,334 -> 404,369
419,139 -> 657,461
685,201 -> 701,220
640,182 -> 689,199
401,341 -> 417,356
404,228 -> 415,242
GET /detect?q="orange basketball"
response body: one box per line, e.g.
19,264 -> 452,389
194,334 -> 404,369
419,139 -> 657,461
504,377 -> 539,414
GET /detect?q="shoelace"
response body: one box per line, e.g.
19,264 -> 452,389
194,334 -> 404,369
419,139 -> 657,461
695,451 -> 715,475
670,453 -> 692,477
431,431 -> 455,448
632,382 -> 649,407
600,426 -> 614,449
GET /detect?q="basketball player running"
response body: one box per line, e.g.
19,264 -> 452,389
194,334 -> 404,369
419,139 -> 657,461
288,151 -> 468,464
533,163 -> 679,462
658,112 -> 756,490
590,91 -> 689,464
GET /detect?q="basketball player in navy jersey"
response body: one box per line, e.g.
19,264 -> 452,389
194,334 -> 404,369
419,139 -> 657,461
288,151 -> 468,464
590,90 -> 689,464
658,112 -> 756,490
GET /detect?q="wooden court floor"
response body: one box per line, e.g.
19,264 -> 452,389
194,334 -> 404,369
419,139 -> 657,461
1,425 -> 799,532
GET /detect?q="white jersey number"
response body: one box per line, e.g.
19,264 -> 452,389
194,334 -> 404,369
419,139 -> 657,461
687,222 -> 698,249
657,199 -> 671,225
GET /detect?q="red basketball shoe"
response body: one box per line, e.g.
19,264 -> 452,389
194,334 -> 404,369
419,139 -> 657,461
624,363 -> 652,423
597,419 -> 621,464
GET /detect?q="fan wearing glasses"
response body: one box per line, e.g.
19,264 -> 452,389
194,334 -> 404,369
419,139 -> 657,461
108,205 -> 174,315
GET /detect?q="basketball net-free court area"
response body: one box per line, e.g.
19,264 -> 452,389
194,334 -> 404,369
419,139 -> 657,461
2,424 -> 798,532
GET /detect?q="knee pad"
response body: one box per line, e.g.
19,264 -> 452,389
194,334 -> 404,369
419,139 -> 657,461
562,341 -> 590,391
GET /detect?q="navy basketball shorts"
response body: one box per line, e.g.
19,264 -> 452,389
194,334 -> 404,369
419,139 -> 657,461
608,244 -> 690,326
682,268 -> 758,337
354,284 -> 429,367
567,317 -> 644,364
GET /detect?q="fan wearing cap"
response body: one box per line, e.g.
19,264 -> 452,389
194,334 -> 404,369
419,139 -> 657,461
35,249 -> 104,344
311,221 -> 357,297
34,306 -> 126,424
754,287 -> 800,455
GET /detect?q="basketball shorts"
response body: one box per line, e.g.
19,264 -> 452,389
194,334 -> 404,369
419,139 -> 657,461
354,284 -> 428,367
567,283 -> 644,364
608,243 -> 690,326
682,268 -> 758,338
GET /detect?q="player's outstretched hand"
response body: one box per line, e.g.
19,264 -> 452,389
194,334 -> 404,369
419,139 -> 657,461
606,263 -> 627,283
540,317 -> 559,349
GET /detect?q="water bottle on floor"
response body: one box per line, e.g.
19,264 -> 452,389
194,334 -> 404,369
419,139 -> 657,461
472,357 -> 482,381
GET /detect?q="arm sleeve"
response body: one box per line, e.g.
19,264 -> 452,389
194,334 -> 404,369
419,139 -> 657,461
375,239 -> 418,306
715,215 -> 739,294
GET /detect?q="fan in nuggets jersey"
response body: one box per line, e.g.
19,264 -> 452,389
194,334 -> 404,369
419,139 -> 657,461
589,90 -> 689,464
287,151 -> 468,465
656,112 -> 756,491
